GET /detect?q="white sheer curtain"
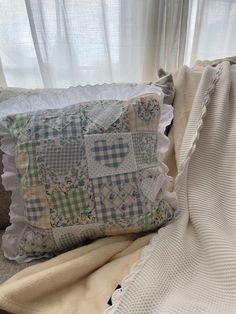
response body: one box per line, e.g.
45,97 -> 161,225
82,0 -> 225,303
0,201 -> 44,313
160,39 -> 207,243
0,0 -> 235,88
184,0 -> 236,65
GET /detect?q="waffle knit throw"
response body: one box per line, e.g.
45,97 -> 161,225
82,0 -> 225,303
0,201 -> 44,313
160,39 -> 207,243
106,61 -> 236,313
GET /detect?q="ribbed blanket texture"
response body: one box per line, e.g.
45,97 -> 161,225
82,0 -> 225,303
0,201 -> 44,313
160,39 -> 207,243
106,62 -> 236,313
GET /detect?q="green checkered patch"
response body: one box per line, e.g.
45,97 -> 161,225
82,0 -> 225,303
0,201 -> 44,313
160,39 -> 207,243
6,113 -> 32,138
17,141 -> 41,186
50,190 -> 88,220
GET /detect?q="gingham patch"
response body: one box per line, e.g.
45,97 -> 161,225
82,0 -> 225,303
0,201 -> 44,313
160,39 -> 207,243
132,133 -> 159,169
34,108 -> 81,140
37,137 -> 85,175
93,172 -> 143,223
92,138 -> 129,167
6,113 -> 32,140
50,190 -> 88,221
24,196 -> 44,220
58,233 -> 80,249
22,187 -> 51,228
85,133 -> 137,178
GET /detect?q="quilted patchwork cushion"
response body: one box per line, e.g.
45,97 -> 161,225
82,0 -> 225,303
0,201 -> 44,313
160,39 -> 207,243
0,75 -> 175,231
1,92 -> 175,262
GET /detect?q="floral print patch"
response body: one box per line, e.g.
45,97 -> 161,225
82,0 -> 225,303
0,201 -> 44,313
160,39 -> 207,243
132,133 -> 159,169
127,94 -> 161,132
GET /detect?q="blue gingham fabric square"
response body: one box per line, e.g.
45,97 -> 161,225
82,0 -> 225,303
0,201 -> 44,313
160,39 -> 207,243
84,133 -> 137,178
93,172 -> 143,223
92,137 -> 129,168
33,108 -> 82,140
24,196 -> 45,221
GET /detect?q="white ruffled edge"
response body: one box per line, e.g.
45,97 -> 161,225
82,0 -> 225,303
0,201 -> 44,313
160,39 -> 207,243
0,82 -> 174,263
0,83 -> 163,118
104,63 -> 224,314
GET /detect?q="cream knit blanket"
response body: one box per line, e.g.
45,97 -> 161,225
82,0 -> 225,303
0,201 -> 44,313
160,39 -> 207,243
106,61 -> 236,313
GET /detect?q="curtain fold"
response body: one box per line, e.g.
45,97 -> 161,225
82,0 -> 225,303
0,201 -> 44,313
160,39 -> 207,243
0,0 -> 235,88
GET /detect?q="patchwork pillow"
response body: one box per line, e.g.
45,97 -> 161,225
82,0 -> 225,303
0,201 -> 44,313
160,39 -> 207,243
0,85 -> 175,263
0,76 -> 175,230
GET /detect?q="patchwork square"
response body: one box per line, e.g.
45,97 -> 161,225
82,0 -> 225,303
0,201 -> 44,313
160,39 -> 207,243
132,133 -> 159,169
50,190 -> 90,221
24,196 -> 44,220
22,186 -> 51,229
128,94 -> 161,131
18,225 -> 57,260
17,142 -> 41,186
34,108 -> 82,140
93,173 -> 143,223
85,133 -> 137,178
36,137 -> 88,194
6,113 -> 32,140
138,167 -> 167,202
52,225 -> 105,251
37,137 -> 85,175
82,100 -> 126,129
